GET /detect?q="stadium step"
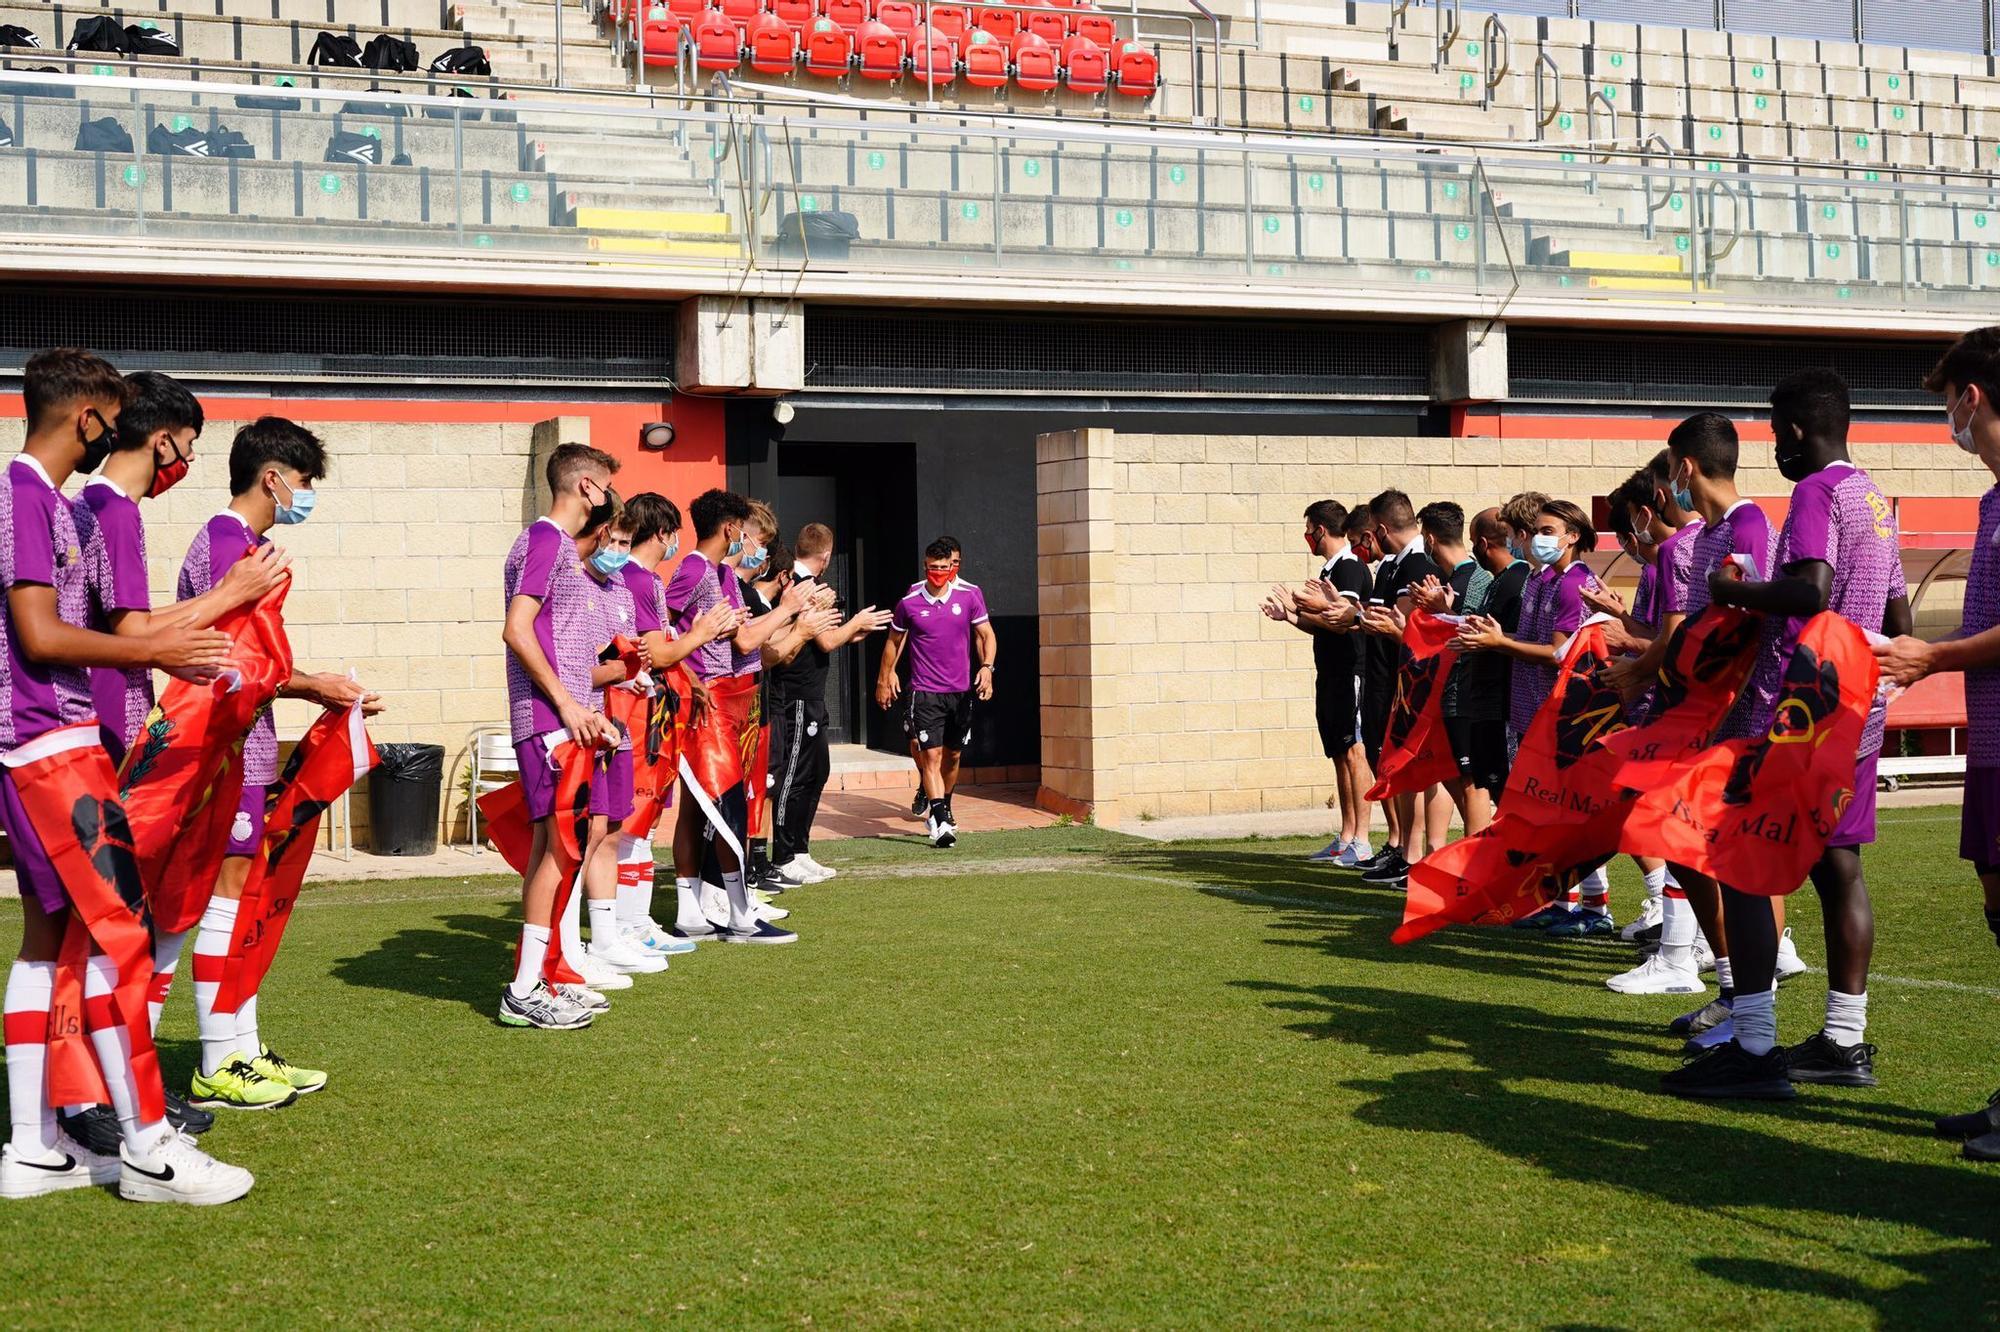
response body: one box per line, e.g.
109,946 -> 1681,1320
1535,246 -> 1688,276
571,204 -> 731,234
586,233 -> 745,256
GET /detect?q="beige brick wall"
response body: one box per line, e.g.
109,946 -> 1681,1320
1035,430 -> 1984,828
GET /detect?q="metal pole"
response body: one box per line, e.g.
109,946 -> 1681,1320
1853,0 -> 1864,44
556,0 -> 566,87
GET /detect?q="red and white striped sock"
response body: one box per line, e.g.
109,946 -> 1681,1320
4,959 -> 57,1157
148,929 -> 186,1037
192,897 -> 241,1077
83,955 -> 170,1155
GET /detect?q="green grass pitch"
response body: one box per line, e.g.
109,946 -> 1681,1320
2,809 -> 1997,1327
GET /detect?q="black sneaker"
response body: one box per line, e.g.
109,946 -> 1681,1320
1359,849 -> 1409,885
1935,1089 -> 2000,1140
1965,1129 -> 2000,1162
55,1104 -> 121,1157
1631,922 -> 1663,947
1661,1040 -> 1796,1100
1782,1030 -> 1878,1087
910,789 -> 928,818
1352,847 -> 1390,872
165,1088 -> 214,1136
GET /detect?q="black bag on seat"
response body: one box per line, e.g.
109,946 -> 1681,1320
428,45 -> 489,75
124,24 -> 180,55
308,32 -> 362,67
324,130 -> 380,165
75,116 -> 133,152
147,123 -> 212,156
774,209 -> 859,259
0,24 -> 42,48
67,16 -> 130,53
0,118 -> 13,148
423,86 -> 484,120
209,127 -> 254,158
235,78 -> 301,111
362,34 -> 419,71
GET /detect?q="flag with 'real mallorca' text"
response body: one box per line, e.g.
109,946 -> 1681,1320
1365,611 -> 1461,801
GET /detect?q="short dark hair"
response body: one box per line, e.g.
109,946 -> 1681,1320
1604,478 -> 1641,538
114,371 -> 202,453
1368,489 -> 1415,530
622,492 -> 681,546
1342,506 -> 1373,539
933,534 -> 962,558
228,417 -> 326,497
689,488 -> 752,540
545,442 -> 618,498
1925,326 -> 2000,402
754,540 -> 793,583
1667,412 -> 1739,480
1539,498 -> 1598,554
1471,506 -> 1511,550
24,347 -> 126,431
1769,368 -> 1851,442
923,538 -> 959,564
1417,500 -> 1464,545
1304,499 -> 1348,532
1643,449 -> 1672,486
795,522 -> 833,559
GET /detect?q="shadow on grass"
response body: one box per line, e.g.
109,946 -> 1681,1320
329,911 -> 518,1016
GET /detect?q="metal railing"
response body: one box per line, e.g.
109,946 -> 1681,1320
1423,0 -> 2000,59
1532,48 -> 1560,137
1479,13 -> 1509,111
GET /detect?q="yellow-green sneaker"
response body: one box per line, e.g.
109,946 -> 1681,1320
251,1046 -> 327,1096
188,1055 -> 298,1112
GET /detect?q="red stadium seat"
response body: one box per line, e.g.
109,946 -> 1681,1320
855,18 -> 906,78
641,8 -> 693,65
875,0 -> 919,38
801,16 -> 853,75
1071,5 -> 1115,46
721,0 -> 766,21
824,0 -> 870,30
927,4 -> 972,44
909,25 -> 957,86
1061,33 -> 1107,94
975,5 -> 1019,42
695,10 -> 745,67
1025,6 -> 1068,46
962,28 -> 1008,87
772,0 -> 816,29
748,12 -> 799,72
1110,39 -> 1156,95
667,0 -> 707,17
1012,31 -> 1057,90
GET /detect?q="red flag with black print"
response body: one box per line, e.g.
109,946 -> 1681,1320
618,662 -> 690,840
1599,605 -> 1765,787
483,738 -> 595,985
679,672 -> 757,862
1365,611 -> 1462,801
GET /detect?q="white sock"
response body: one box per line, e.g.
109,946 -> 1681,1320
587,898 -> 619,949
235,993 -> 260,1062
510,924 -> 550,998
4,959 -> 57,1157
614,836 -> 649,925
1641,867 -> 1667,902
1660,895 -> 1696,948
1733,986 -> 1777,1056
1715,955 -> 1735,995
724,869 -> 755,932
558,873 -> 585,970
701,878 -> 729,922
192,897 -> 242,1077
1825,989 -> 1868,1045
674,876 -> 705,929
148,929 -> 185,1037
83,955 -> 170,1155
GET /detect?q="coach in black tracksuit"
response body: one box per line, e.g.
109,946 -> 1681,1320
768,523 -> 893,884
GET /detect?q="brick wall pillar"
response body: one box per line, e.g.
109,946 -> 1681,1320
1034,428 -> 1124,826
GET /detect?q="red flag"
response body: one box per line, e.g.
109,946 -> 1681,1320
1620,612 -> 1879,893
120,576 -> 293,934
1497,618 -> 1631,828
619,662 -> 690,840
478,780 -> 534,873
747,720 -> 773,840
483,738 -> 596,985
1365,611 -> 1461,801
1599,605 -> 1765,788
1394,811 -> 1622,944
212,704 -> 377,1013
679,672 -> 757,862
4,725 -> 165,1122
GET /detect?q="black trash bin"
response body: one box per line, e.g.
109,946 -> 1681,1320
369,742 -> 444,856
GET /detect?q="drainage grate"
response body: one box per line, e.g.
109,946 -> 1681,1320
1510,331 -> 1951,410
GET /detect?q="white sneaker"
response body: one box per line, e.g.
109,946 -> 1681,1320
794,854 -> 837,883
1305,838 -> 1346,863
770,860 -> 815,889
0,1133 -> 120,1199
588,935 -> 668,975
1691,934 -> 1717,974
1619,895 -> 1664,942
1334,841 -> 1373,868
1605,950 -> 1706,995
553,981 -> 611,1012
626,921 -> 697,956
755,899 -> 791,923
1775,927 -> 1810,982
927,813 -> 957,849
119,1130 -> 254,1206
575,950 -> 635,990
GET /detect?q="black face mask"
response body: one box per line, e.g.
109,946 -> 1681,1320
79,410 -> 114,475
581,482 -> 618,538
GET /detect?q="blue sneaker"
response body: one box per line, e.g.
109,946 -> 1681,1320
1682,1013 -> 1736,1054
632,921 -> 699,955
1305,839 -> 1347,864
1671,994 -> 1733,1037
1547,908 -> 1616,938
1512,903 -> 1572,930
1335,841 -> 1373,868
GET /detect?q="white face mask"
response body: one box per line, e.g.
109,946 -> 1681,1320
1949,387 -> 1981,455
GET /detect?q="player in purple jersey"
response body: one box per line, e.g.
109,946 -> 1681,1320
174,419 -> 382,1110
1668,370 -> 1913,1103
1,348 -> 255,1205
1874,328 -> 2000,1158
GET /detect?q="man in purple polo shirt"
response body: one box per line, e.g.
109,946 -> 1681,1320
1,347 -> 253,1205
1875,327 -> 2000,1158
1667,369 -> 1912,1102
875,538 -> 997,849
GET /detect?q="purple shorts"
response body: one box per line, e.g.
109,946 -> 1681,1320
591,747 -> 634,822
1827,750 -> 1879,850
0,766 -> 66,916
514,734 -> 559,823
1961,766 -> 2000,873
226,783 -> 269,858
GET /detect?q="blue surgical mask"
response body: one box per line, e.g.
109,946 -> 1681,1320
1529,533 -> 1564,565
1671,474 -> 1695,513
1506,538 -> 1526,561
272,475 -> 316,526
662,537 -> 679,562
739,545 -> 767,574
726,537 -> 744,558
591,548 -> 630,575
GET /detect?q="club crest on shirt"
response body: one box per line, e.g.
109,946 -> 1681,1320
951,604 -> 963,616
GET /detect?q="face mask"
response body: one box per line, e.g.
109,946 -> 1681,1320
1950,389 -> 1981,455
79,410 -> 114,475
582,483 -> 617,536
662,537 -> 680,563
1507,538 -> 1526,561
925,563 -> 957,591
739,545 -> 768,574
1773,425 -> 1811,482
1671,468 -> 1696,514
1635,523 -> 1657,547
591,548 -> 630,576
726,532 -> 745,558
1529,533 -> 1564,565
147,439 -> 191,499
272,474 -> 316,526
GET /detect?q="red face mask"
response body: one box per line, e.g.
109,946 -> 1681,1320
925,561 -> 959,591
147,451 -> 191,499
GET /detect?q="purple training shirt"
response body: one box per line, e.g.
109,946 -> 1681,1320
74,477 -> 154,751
662,551 -> 743,683
179,512 -> 277,784
1655,517 -> 1704,617
0,457 -> 95,753
1681,502 -> 1777,742
1507,561 -> 1597,734
620,561 -> 669,638
1967,486 -> 2000,768
891,578 -> 990,695
502,519 -> 603,746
